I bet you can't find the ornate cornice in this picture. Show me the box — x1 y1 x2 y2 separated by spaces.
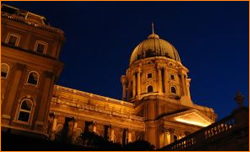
2 12 64 35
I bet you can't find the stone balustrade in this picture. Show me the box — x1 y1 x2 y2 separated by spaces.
161 114 236 150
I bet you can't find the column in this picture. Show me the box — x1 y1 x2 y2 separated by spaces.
127 81 131 100
158 68 162 94
2 63 25 123
179 74 184 96
93 123 97 133
162 69 165 93
128 130 132 143
137 69 141 97
122 83 126 101
164 68 168 94
183 75 187 96
186 79 191 98
132 73 136 98
164 131 171 146
35 71 55 130
110 127 115 142
72 119 78 140
184 75 189 97
121 75 127 101
168 128 175 143
49 113 58 140
73 119 78 132
180 73 187 96
52 114 58 132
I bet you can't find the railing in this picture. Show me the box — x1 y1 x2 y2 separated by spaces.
162 114 236 150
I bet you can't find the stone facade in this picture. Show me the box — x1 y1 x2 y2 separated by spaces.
1 4 65 136
1 4 217 149
48 85 145 144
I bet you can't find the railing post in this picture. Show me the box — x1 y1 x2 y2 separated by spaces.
232 107 249 127
192 130 205 150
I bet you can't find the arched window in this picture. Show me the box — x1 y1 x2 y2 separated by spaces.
27 71 39 85
147 85 153 93
17 99 33 122
171 86 176 94
1 63 9 78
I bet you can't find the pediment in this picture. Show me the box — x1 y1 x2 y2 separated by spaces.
163 109 214 127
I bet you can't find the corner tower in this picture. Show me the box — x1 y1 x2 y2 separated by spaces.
121 24 216 148
1 4 65 137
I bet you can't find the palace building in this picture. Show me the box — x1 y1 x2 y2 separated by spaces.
1 4 217 149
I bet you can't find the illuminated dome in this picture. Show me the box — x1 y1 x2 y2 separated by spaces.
130 32 181 65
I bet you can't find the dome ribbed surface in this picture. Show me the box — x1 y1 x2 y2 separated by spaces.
130 33 181 65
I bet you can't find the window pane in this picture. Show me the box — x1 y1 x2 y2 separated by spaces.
148 86 153 93
21 100 32 110
171 75 175 80
18 111 30 122
171 87 176 94
28 72 38 85
1 72 7 78
1 64 8 78
145 49 155 57
8 36 17 46
37 43 45 53
148 73 152 78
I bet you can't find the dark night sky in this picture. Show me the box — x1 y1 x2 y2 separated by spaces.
4 1 249 120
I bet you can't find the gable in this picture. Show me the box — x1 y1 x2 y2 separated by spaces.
163 109 214 127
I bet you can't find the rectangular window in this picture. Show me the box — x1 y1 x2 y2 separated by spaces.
34 40 48 54
36 43 45 53
18 111 30 122
148 73 152 78
170 74 175 80
8 35 18 45
6 33 20 46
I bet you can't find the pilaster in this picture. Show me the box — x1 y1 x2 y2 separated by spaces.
35 71 55 133
136 67 141 98
2 63 26 124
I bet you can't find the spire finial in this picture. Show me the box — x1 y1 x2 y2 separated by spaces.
148 22 159 39
151 22 155 34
